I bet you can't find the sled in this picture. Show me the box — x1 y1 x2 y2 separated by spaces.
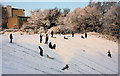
46 54 55 59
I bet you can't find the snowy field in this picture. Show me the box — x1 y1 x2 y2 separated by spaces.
1 33 118 74
0 35 2 75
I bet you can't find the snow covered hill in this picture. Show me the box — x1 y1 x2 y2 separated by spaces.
0 35 2 75
1 33 118 74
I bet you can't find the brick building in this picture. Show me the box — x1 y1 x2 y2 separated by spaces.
2 5 30 29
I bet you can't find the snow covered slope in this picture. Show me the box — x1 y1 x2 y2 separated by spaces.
0 35 2 75
1 33 118 74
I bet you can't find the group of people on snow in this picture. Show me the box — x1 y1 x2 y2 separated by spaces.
39 32 56 57
9 31 112 71
49 42 56 49
40 34 49 44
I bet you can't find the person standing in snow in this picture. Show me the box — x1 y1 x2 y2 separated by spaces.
38 46 43 56
40 34 43 43
51 31 54 37
85 32 87 38
9 33 13 43
108 50 112 58
62 64 69 70
49 42 52 49
72 31 74 37
45 34 49 44
52 44 56 49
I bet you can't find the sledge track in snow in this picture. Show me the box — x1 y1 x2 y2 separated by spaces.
72 52 117 73
6 43 112 74
3 42 66 74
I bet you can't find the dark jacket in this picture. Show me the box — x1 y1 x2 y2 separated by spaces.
10 34 13 39
38 46 43 56
40 35 42 40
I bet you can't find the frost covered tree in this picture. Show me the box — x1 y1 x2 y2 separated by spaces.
25 8 61 31
101 3 120 38
23 1 120 38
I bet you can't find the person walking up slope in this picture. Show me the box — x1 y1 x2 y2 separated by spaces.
40 34 43 43
51 31 54 37
45 34 49 44
38 46 44 56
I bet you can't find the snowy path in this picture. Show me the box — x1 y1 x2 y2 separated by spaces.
1 34 118 74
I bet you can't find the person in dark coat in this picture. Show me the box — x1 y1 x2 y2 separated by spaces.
52 44 56 49
72 31 74 37
85 33 87 38
40 34 43 43
9 34 13 43
51 31 54 37
108 50 112 58
62 64 69 70
38 46 43 56
49 42 53 49
45 34 49 44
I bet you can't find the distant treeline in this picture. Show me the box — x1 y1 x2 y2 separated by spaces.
2 2 120 39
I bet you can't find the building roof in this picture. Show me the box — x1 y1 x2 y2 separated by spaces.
12 8 25 11
4 6 25 11
17 16 30 18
